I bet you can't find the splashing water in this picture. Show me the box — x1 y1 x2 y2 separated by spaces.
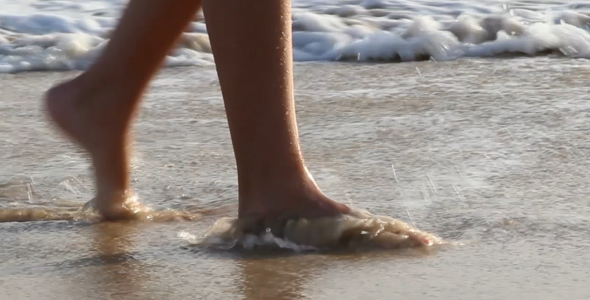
183 208 445 252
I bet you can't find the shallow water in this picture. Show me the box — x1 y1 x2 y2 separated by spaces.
2 58 590 299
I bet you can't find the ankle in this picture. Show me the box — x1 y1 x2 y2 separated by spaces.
238 167 321 200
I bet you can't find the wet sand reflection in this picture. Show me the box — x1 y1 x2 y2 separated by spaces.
235 252 312 300
73 222 155 299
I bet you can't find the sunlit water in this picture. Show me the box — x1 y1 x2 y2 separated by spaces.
2 0 590 299
2 57 590 298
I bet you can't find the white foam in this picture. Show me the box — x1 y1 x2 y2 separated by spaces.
183 207 444 252
0 0 589 73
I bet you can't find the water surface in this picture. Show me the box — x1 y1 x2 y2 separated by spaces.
2 58 590 298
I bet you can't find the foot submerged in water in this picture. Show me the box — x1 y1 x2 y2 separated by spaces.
197 207 442 251
79 191 147 221
44 77 139 221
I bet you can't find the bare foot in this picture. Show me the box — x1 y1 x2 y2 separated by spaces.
82 190 146 221
237 170 351 221
43 76 129 154
44 76 137 221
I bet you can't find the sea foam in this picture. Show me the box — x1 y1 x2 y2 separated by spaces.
0 0 589 73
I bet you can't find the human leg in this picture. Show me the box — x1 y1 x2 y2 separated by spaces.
45 0 203 219
203 0 350 219
46 0 350 221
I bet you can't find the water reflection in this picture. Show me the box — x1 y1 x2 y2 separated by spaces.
236 252 312 300
76 222 153 300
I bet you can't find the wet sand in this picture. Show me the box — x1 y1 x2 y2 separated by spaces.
2 58 590 299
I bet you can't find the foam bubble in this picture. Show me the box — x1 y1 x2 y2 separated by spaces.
323 5 366 18
464 22 590 58
0 1 589 73
0 13 103 34
194 208 443 252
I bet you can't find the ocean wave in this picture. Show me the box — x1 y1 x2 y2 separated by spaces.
0 0 589 73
